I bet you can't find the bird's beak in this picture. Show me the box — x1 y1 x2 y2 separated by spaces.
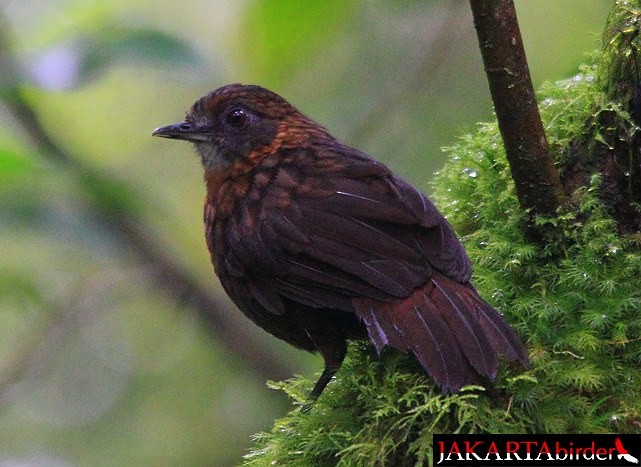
152 121 212 142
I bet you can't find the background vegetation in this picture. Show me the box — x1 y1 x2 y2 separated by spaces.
0 0 612 465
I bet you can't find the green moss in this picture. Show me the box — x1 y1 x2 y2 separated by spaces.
243 4 641 465
433 72 641 437
598 0 641 101
244 344 524 467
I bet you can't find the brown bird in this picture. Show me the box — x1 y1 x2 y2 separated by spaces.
152 84 528 400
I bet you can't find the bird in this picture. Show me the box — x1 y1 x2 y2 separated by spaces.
152 83 528 401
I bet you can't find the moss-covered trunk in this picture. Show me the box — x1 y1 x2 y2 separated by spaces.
562 2 641 233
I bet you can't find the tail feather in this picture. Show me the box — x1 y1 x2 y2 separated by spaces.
428 280 498 378
405 300 468 391
473 294 528 363
359 303 405 351
353 272 528 392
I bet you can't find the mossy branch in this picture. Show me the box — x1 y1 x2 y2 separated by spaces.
469 0 564 227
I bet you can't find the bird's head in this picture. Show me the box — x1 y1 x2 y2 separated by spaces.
153 84 332 172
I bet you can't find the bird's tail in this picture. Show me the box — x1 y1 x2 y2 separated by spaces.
353 272 528 392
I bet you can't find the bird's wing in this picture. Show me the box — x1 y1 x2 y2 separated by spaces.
215 145 527 392
218 145 471 314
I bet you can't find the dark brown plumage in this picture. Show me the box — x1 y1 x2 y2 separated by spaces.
153 84 528 400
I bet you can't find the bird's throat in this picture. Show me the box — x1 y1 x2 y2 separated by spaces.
204 158 255 219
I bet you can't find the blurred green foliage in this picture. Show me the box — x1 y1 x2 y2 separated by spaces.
0 149 36 180
0 0 612 465
241 0 360 86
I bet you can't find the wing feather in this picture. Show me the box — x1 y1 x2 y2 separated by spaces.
219 146 472 312
212 144 527 392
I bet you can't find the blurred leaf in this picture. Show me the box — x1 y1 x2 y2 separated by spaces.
0 271 43 303
241 0 361 86
87 27 204 69
29 27 205 90
0 148 39 181
78 169 142 217
28 1 115 48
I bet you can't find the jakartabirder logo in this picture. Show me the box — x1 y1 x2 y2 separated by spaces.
433 434 640 466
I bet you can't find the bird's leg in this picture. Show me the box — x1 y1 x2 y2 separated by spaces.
309 363 340 401
301 363 342 414
301 334 347 412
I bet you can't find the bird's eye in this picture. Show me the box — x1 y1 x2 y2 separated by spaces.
226 108 248 127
